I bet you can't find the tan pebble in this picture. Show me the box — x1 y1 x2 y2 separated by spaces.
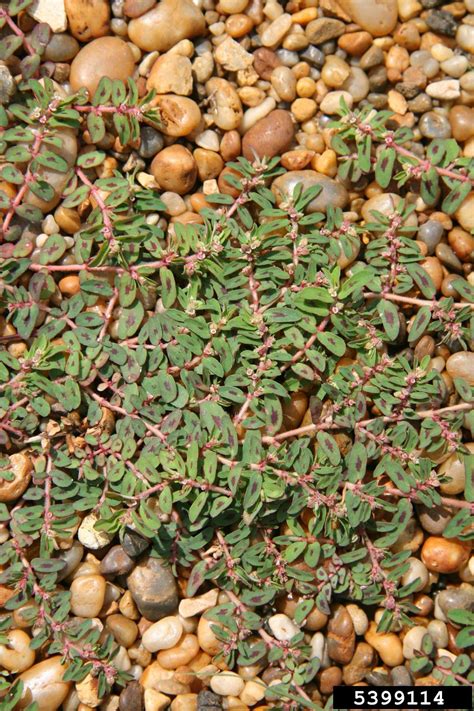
140 661 191 695
215 36 253 72
157 634 200 669
0 453 32 503
338 30 373 56
194 149 224 181
119 590 140 620
220 130 241 161
144 688 171 711
70 575 106 618
345 605 368 636
401 557 429 592
151 146 197 195
0 630 35 673
151 95 201 138
178 589 218 618
240 679 267 706
281 149 314 170
291 97 317 122
455 192 474 233
197 615 222 655
147 54 193 96
421 536 471 574
388 90 408 115
19 657 71 711
291 8 318 24
210 671 245 697
206 78 243 131
70 37 135 97
446 352 474 386
403 626 428 660
54 206 81 234
448 227 474 261
314 149 337 177
320 90 353 114
271 66 297 102
170 693 198 711
76 674 100 708
365 622 404 667
105 615 138 648
438 444 474 495
128 0 205 52
58 275 81 296
420 256 443 292
321 56 350 88
64 0 109 41
142 617 184 653
225 14 254 38
305 17 345 44
261 14 292 47
339 0 398 36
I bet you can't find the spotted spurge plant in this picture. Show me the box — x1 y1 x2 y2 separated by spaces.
0 19 473 707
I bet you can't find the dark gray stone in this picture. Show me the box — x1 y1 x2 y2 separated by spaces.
437 587 474 615
100 545 135 576
197 690 223 710
127 555 178 621
119 681 143 711
391 666 413 686
426 10 457 36
418 220 444 255
122 529 149 558
138 126 164 159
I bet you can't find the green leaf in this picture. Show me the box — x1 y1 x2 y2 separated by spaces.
160 268 176 308
377 299 400 341
442 180 471 215
317 331 345 356
375 147 396 188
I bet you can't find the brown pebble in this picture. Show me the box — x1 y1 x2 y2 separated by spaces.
448 227 474 260
242 110 294 161
151 146 197 195
327 605 355 665
449 106 474 142
320 666 342 695
58 275 81 296
420 256 443 292
421 536 471 574
220 130 241 161
253 47 281 80
338 31 373 56
65 0 110 42
70 37 136 97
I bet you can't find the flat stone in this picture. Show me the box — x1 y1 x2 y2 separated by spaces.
127 556 178 621
197 689 223 711
272 170 349 213
305 18 345 44
28 0 67 32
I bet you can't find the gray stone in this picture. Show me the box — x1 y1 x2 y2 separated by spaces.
426 10 457 36
197 690 223 710
435 243 463 274
437 587 474 615
100 545 135 576
122 528 149 558
419 112 451 140
139 126 164 159
300 45 325 67
127 555 178 621
0 64 15 105
391 666 413 686
56 541 83 582
418 220 444 255
45 33 80 62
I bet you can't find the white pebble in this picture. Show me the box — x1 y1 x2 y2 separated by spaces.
426 80 460 101
261 13 292 47
403 626 428 660
210 671 245 697
142 616 183 652
320 90 353 115
457 24 474 54
310 631 326 660
42 215 59 235
195 129 220 151
240 96 276 133
268 613 299 642
440 56 469 79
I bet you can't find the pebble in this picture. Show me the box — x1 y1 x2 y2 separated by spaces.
0 630 35 673
272 170 349 214
152 96 202 138
70 37 136 96
140 661 191 695
343 642 375 684
327 605 355 664
179 589 219 618
44 33 79 62
449 106 474 142
339 0 398 36
365 622 404 667
261 14 292 47
446 352 474 385
455 192 474 233
215 36 253 71
456 24 474 53
70 574 106 617
242 110 294 161
427 620 448 648
449 227 474 261
268 613 300 641
197 689 223 710
437 586 474 614
65 0 109 41
142 617 184 652
0 453 32 502
271 66 297 102
127 556 179 621
151 146 197 195
78 512 113 549
435 243 462 273
421 536 471 573
320 90 353 114
391 665 413 686
418 220 444 254
139 127 164 160
122 529 149 558
147 54 193 96
210 672 245 697
206 78 243 131
128 0 206 52
305 18 345 44
417 503 453 535
106 614 139 648
100 545 135 576
19 657 71 711
119 681 143 711
144 688 172 710
426 79 460 100
28 0 67 32
401 557 429 592
419 111 451 139
402 625 428 659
